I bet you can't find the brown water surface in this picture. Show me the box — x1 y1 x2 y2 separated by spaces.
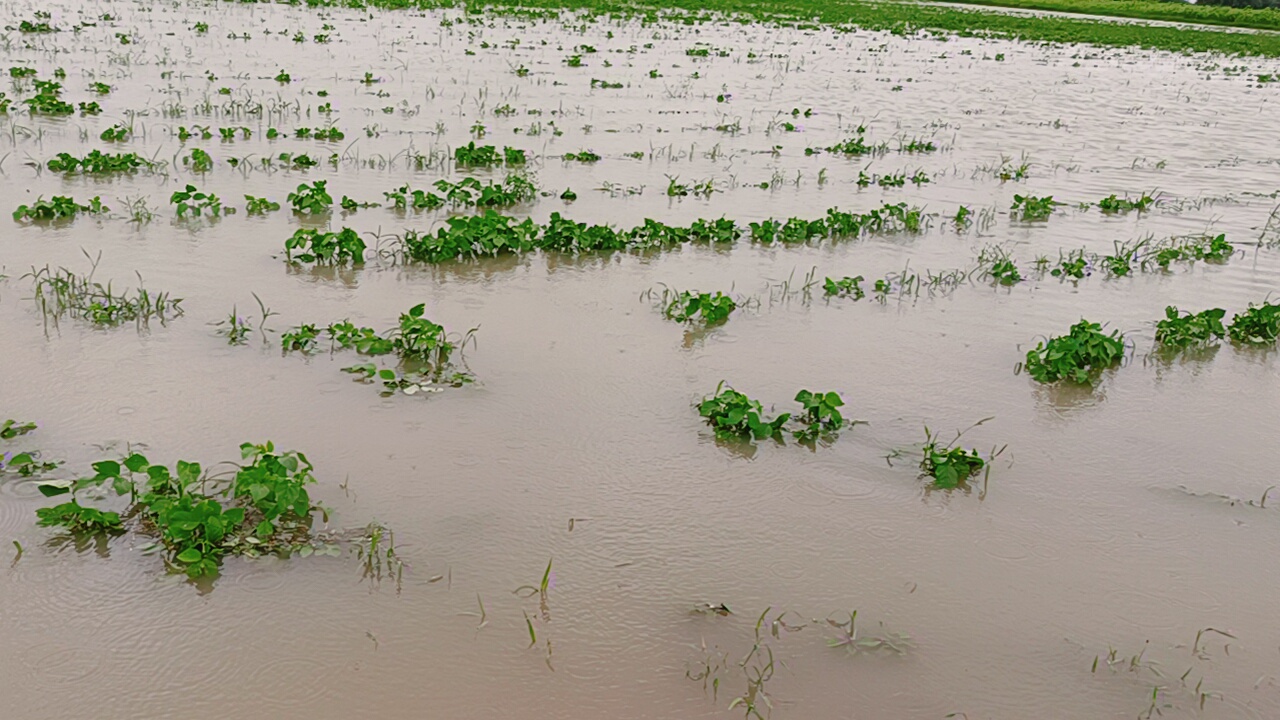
2 2 1280 718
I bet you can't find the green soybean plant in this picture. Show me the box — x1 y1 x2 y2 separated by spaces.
1023 320 1126 385
663 290 737 326
245 195 280 214
698 383 790 441
1227 301 1280 346
1 419 37 439
1155 306 1226 349
823 276 866 299
791 390 845 442
919 425 987 489
288 180 333 214
170 184 228 217
1011 194 1064 221
284 228 366 265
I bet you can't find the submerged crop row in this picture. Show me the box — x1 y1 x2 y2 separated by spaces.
282 203 927 266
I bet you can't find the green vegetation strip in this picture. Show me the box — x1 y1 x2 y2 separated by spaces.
934 0 1280 33
280 0 1280 57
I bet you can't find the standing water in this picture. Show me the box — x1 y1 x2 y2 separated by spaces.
1 1 1279 718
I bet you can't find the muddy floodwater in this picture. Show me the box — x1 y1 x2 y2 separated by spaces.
2 1 1280 718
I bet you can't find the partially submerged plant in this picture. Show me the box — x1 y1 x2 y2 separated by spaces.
1023 320 1126 384
663 290 737 326
244 195 280 214
1 419 37 440
288 180 333 214
1155 306 1226 349
47 150 150 174
1011 194 1063 221
14 196 108 222
822 127 887 156
917 419 1001 490
1097 192 1155 214
454 142 525 167
170 184 228 218
823 275 865 299
976 245 1022 285
33 442 347 579
826 610 911 654
791 390 845 442
1 450 61 477
356 521 403 590
213 293 274 346
698 383 789 441
25 254 183 327
286 306 476 395
1227 301 1280 346
1145 234 1234 270
284 228 367 265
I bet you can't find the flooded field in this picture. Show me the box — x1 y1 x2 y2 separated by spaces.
2 1 1280 718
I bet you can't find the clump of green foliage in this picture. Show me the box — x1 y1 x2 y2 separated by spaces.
384 175 537 211
976 245 1023 285
1097 193 1155 213
100 123 129 141
25 78 73 114
171 185 229 218
663 291 737 325
1 419 37 439
564 150 601 162
919 426 986 489
286 305 476 396
387 204 919 265
1155 306 1226 349
792 390 845 442
284 228 366 265
823 275 866 299
288 180 333 214
1227 301 1280 345
698 383 791 441
1011 194 1063 221
183 148 213 172
47 150 149 174
1024 320 1125 384
14 196 109 222
454 142 526 167
822 127 887 156
244 195 280 214
34 442 350 578
1147 234 1234 269
2 450 62 477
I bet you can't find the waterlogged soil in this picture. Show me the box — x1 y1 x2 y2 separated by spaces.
2 2 1280 719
